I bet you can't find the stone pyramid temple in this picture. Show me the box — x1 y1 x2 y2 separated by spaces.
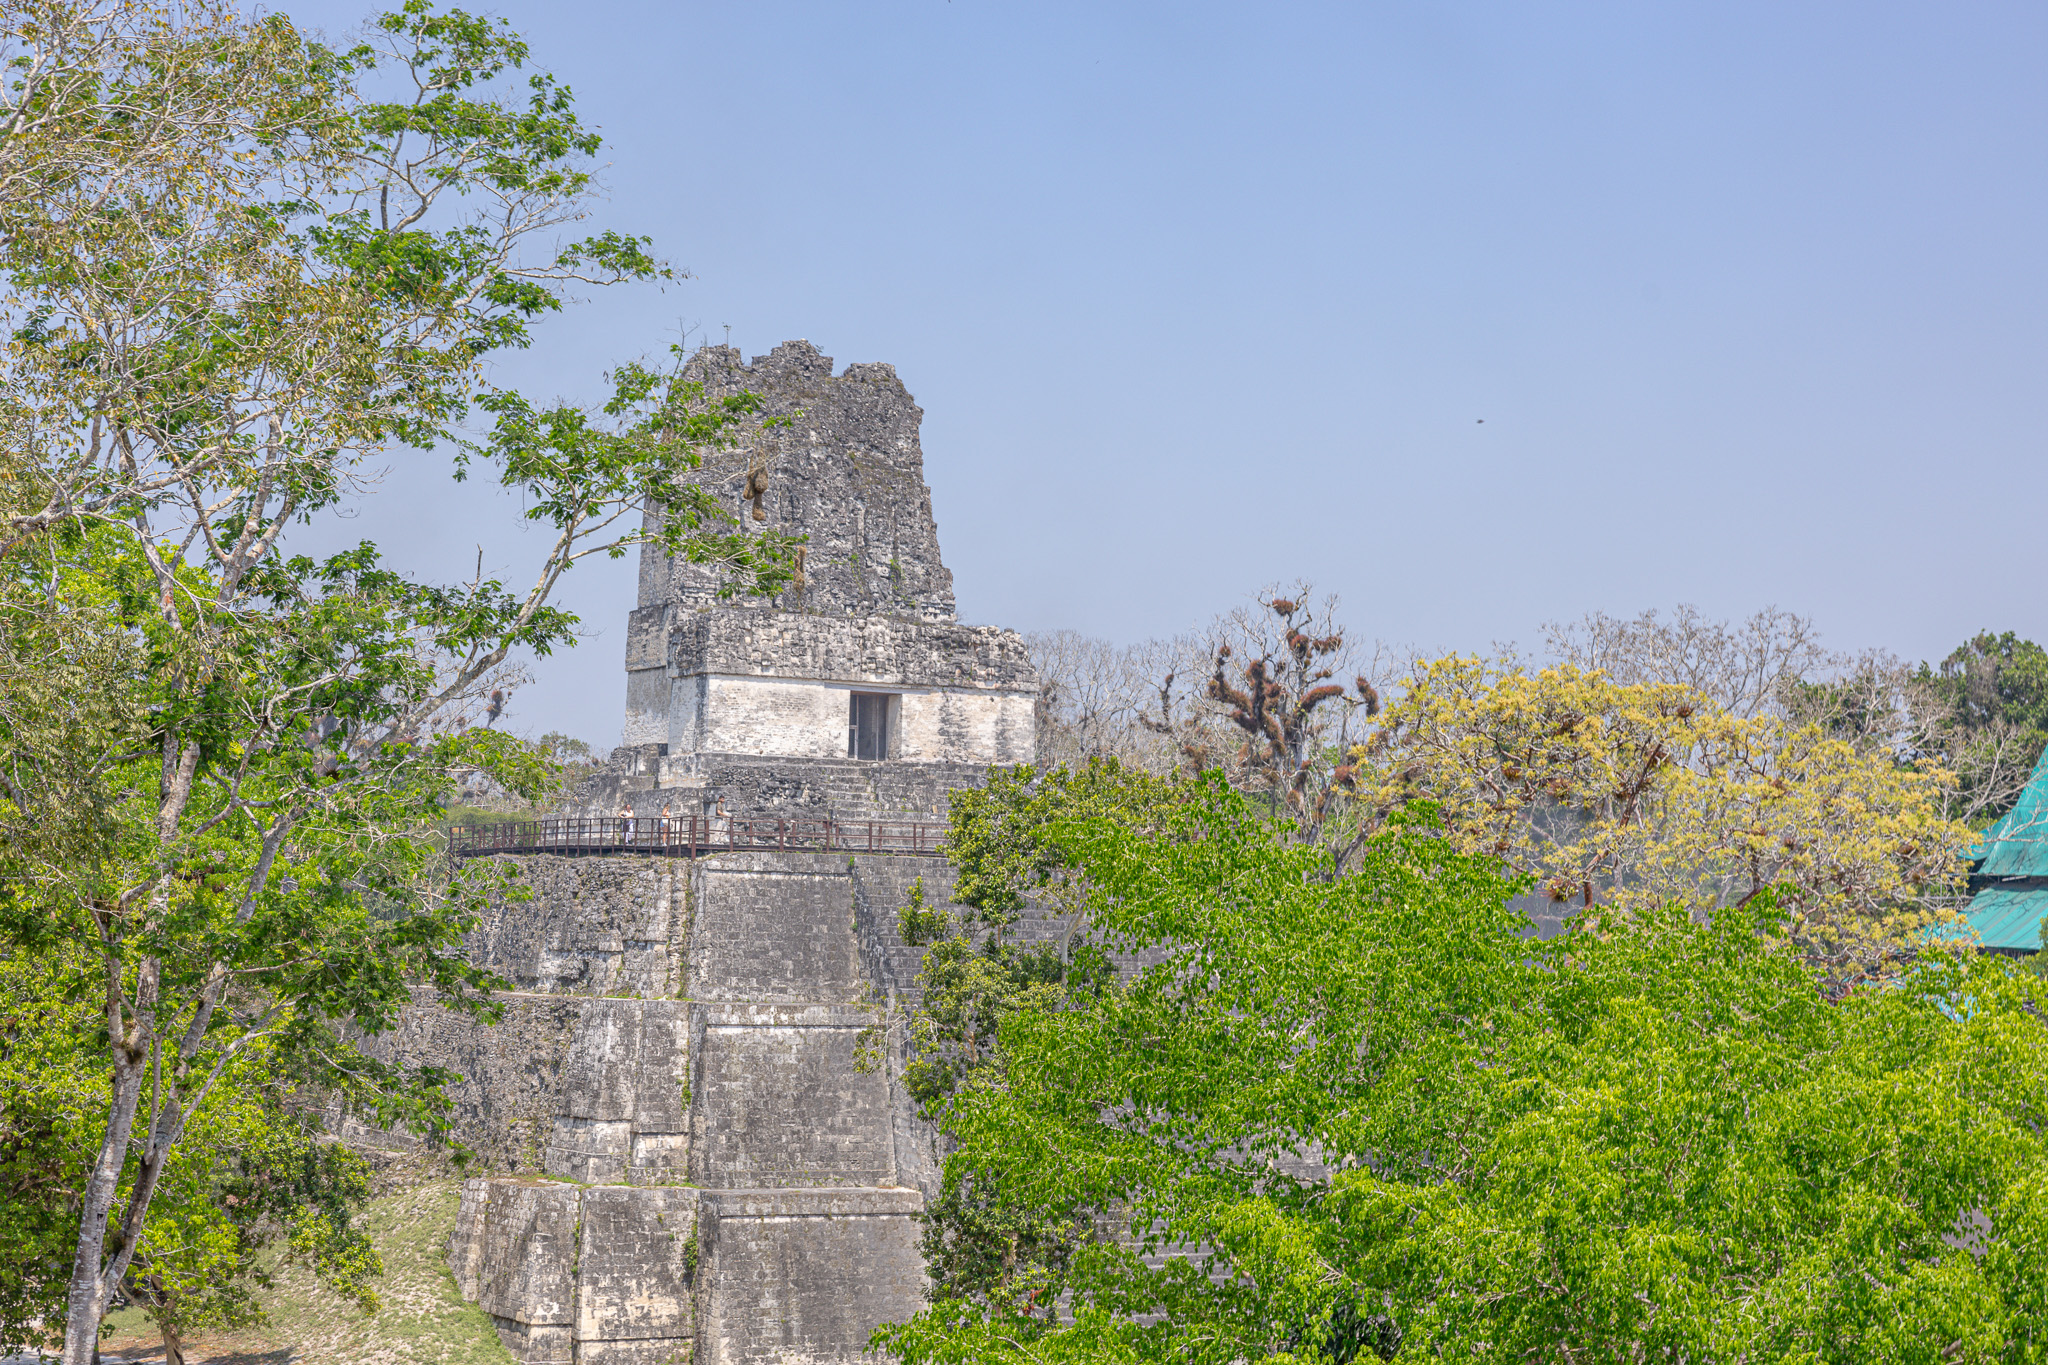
349 343 1038 1364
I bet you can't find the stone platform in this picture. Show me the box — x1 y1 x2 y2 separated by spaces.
349 341 1051 1363
348 852 949 1364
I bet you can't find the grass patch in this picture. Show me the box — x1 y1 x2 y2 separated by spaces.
95 1181 512 1365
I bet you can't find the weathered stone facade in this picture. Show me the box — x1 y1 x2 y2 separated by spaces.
615 340 1034 793
350 852 951 1362
655 341 954 622
360 344 1035 1364
625 611 1036 766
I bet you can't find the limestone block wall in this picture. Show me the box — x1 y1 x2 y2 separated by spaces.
669 675 845 759
446 1178 928 1365
692 1002 896 1188
336 994 586 1172
622 669 671 748
624 607 1038 763
660 674 1034 766
696 1188 927 1365
656 753 988 820
449 1180 582 1363
463 856 690 997
452 1180 698 1365
897 687 1033 765
546 999 691 1186
848 858 952 1200
571 743 993 822
663 611 1035 693
576 1186 700 1361
687 857 864 1003
351 850 959 1364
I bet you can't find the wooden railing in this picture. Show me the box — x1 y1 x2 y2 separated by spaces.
447 814 947 859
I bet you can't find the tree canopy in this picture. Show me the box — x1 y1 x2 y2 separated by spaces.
1919 632 2048 826
880 778 2048 1364
1030 598 1988 987
0 950 379 1365
1365 655 1977 993
0 2 794 1358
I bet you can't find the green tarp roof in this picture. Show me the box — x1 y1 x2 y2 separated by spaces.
1973 746 2048 878
1963 745 2048 952
1964 885 2046 953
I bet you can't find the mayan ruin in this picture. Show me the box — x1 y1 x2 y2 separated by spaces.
344 342 1030 1365
9 7 2044 1361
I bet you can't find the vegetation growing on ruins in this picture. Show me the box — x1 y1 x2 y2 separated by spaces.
881 777 2048 1364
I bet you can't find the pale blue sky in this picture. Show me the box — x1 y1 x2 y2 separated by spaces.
285 1 2048 747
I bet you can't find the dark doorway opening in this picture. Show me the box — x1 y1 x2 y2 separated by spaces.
849 692 891 761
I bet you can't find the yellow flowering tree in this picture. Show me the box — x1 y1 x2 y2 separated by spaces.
1362 656 1976 991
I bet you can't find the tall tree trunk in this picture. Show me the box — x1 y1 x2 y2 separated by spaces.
64 745 194 1365
62 1038 148 1365
158 1313 185 1365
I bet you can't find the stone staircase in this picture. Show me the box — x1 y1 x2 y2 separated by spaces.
571 747 995 826
356 851 952 1365
665 752 990 822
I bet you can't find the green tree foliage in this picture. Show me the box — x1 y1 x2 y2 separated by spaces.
878 777 2048 1364
871 762 1178 1317
1929 633 2048 738
0 4 794 1358
892 883 1101 1319
0 953 380 1365
942 758 1184 925
118 1060 383 1365
1920 632 2048 824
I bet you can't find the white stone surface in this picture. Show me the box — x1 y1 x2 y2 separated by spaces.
897 686 1034 765
622 667 668 746
661 674 1032 765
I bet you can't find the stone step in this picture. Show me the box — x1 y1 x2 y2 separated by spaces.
452 1180 925 1365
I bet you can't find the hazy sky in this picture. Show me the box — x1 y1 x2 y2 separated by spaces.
282 1 2048 749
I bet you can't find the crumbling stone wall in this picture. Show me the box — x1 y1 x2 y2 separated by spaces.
622 576 1036 761
651 608 1034 689
450 1180 699 1365
578 749 991 822
336 994 585 1174
653 341 956 624
462 855 689 997
620 342 1042 756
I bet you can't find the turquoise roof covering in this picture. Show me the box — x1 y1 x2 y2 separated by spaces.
1974 747 2048 877
1964 885 2047 953
1963 745 2048 952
